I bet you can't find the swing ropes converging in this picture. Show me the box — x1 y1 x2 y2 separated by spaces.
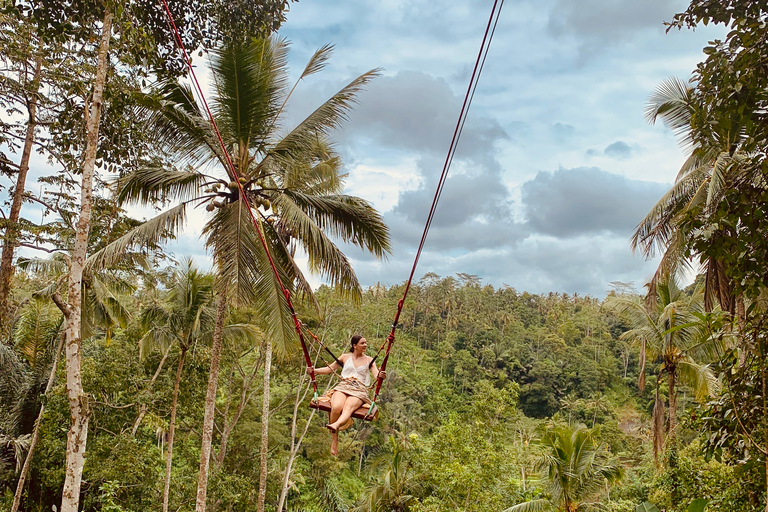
158 0 505 421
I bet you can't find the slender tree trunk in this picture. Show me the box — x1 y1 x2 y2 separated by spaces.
11 331 65 512
276 369 319 512
162 347 187 512
257 340 273 512
59 11 112 512
131 344 173 436
0 54 43 325
215 355 262 469
667 369 677 438
195 291 227 512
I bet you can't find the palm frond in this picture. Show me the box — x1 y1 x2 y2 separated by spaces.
503 499 555 512
13 298 63 369
278 191 391 259
265 68 381 164
85 203 188 272
210 39 286 160
675 359 720 400
299 44 334 80
115 164 208 206
203 202 299 357
645 77 695 151
16 254 68 275
143 83 225 169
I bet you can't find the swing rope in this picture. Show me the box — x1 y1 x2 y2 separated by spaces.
158 0 319 401
367 0 505 417
159 0 505 418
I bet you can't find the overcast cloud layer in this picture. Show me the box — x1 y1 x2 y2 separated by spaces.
9 0 725 298
270 0 725 297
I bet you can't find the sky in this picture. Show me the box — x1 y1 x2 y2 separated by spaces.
267 0 725 297
9 0 726 298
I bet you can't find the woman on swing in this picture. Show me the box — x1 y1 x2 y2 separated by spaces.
308 335 385 455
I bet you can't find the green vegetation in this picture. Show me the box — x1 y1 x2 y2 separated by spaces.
2 0 768 511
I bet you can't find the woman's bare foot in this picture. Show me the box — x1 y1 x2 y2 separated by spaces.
330 433 339 456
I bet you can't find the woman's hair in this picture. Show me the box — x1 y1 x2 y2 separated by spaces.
349 334 363 352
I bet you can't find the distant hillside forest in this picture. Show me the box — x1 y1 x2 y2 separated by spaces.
1 268 765 512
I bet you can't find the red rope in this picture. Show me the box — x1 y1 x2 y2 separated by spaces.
158 0 318 395
370 0 505 407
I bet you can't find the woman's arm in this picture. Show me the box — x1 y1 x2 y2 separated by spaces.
309 354 346 375
370 360 386 381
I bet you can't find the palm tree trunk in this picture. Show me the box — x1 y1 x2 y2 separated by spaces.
667 369 677 438
195 291 227 512
60 10 112 512
11 331 65 512
162 347 187 512
0 53 42 326
257 339 273 512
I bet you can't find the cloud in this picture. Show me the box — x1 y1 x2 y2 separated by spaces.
342 71 509 158
604 140 633 159
521 167 669 238
547 0 678 43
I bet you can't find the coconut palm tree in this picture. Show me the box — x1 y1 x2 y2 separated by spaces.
604 279 720 462
504 425 622 512
138 259 215 512
356 435 420 512
101 37 391 512
632 77 762 313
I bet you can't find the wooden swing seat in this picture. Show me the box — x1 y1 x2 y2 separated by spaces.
309 395 379 422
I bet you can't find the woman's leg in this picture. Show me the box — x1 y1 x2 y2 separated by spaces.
330 431 339 456
328 392 348 456
329 391 347 426
328 396 363 431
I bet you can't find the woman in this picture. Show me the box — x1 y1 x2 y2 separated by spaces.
308 335 386 455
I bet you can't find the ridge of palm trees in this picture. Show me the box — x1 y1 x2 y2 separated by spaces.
92 36 391 512
604 279 720 463
632 76 761 313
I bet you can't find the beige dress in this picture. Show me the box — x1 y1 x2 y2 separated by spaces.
332 356 372 404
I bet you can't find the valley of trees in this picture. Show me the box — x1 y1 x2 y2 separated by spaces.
2 0 768 511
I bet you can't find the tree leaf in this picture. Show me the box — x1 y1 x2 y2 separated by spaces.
687 499 708 512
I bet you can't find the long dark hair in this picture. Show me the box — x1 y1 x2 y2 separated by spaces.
349 334 363 353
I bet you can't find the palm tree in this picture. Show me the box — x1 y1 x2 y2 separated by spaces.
356 435 420 512
604 279 720 462
632 77 761 313
105 37 391 512
504 425 622 512
138 259 215 512
9 256 131 512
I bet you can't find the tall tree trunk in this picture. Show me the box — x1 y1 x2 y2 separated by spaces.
257 340 273 512
11 330 65 512
667 369 677 438
215 355 263 469
131 344 173 436
59 11 112 512
162 347 187 512
195 291 227 512
276 369 319 512
0 53 42 328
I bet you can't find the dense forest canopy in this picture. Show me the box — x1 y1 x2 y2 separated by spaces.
2 0 768 511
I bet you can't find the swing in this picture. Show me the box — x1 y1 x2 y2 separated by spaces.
159 0 504 428
304 0 504 425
